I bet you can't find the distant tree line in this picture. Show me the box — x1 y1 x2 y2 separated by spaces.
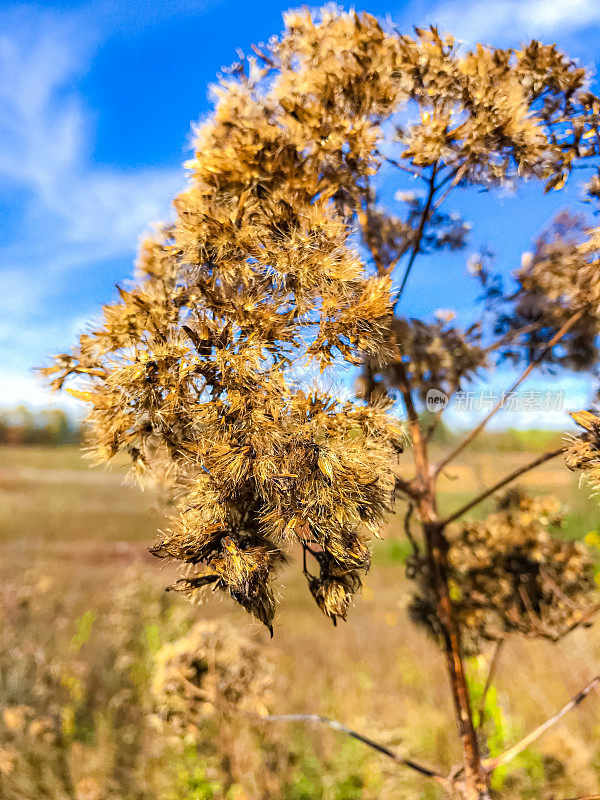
0 405 82 446
0 404 558 451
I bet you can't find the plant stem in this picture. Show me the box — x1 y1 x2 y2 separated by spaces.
177 672 449 786
484 322 541 354
483 675 600 772
441 446 566 526
394 162 438 306
257 713 448 784
430 164 467 213
423 521 491 799
397 362 429 481
435 310 583 477
476 639 504 730
399 359 490 798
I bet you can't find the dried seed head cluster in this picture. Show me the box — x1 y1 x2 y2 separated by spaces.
43 9 600 649
395 37 599 186
304 550 364 624
153 394 399 633
42 10 425 634
358 316 487 404
152 620 274 728
500 213 600 370
445 490 597 648
566 410 600 491
409 489 598 652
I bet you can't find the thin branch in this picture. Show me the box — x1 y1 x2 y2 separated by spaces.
484 322 542 354
394 162 439 305
541 568 582 611
476 639 504 730
396 363 430 481
357 175 386 276
519 585 547 637
399 367 421 428
435 310 584 477
430 165 467 214
392 469 419 499
483 675 600 773
250 43 276 68
441 447 566 526
381 154 423 178
176 672 448 786
423 406 445 444
258 713 448 784
424 378 462 444
434 164 463 191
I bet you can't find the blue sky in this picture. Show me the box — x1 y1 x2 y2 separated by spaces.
2 0 600 427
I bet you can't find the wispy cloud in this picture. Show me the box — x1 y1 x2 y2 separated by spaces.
0 5 184 262
426 0 600 46
0 4 187 406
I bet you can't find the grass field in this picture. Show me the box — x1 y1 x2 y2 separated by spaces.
1 443 599 800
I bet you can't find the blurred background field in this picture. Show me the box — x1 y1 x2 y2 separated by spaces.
1 434 600 800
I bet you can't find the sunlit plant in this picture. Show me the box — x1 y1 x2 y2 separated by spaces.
44 9 600 799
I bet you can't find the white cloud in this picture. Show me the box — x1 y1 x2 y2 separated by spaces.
428 0 600 45
0 4 187 401
0 371 83 412
0 6 184 261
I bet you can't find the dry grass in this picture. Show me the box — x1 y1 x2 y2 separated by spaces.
1 445 599 799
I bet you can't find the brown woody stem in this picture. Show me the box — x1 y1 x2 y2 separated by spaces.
399 358 489 798
424 521 490 798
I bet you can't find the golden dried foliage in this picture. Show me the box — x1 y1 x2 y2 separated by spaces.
43 9 600 645
42 9 423 633
152 620 274 727
38 10 600 797
566 409 600 491
496 212 600 370
411 489 598 651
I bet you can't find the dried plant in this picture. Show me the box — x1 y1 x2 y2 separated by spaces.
152 619 275 725
43 8 600 799
446 490 596 648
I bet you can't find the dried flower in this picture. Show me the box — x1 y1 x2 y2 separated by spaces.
447 490 595 649
565 410 600 494
152 620 274 726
